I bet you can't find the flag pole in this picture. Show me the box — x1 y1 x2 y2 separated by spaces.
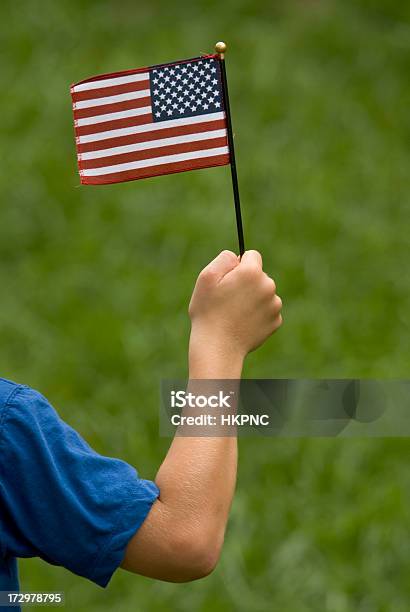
215 41 245 257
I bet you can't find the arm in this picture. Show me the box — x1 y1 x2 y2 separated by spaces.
121 250 282 582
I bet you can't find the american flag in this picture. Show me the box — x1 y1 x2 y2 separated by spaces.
71 55 230 185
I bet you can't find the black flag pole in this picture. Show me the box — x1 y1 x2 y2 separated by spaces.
215 41 245 257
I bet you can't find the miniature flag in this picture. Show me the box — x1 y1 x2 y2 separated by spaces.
71 55 229 185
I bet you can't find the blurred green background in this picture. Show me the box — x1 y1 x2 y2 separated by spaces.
1 0 409 610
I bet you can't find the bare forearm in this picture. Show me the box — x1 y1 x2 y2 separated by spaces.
155 335 242 551
121 339 242 581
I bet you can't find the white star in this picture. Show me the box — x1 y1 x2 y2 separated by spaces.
167 109 173 115
206 85 212 91
155 111 161 117
153 77 159 84
164 75 170 82
170 80 176 87
166 98 172 105
172 102 178 109
190 94 196 100
153 88 159 95
176 84 183 91
209 97 214 104
195 87 201 94
193 65 198 71
191 106 197 112
165 86 171 93
159 71 164 77
177 96 184 102
159 93 165 100
179 107 185 113
188 83 194 90
182 78 188 85
212 78 218 85
205 74 211 80
213 90 220 96
215 101 221 108
170 68 175 75
194 76 200 83
160 104 166 111
181 66 187 73
199 69 205 76
171 91 177 98
176 73 182 80
211 67 217 73
201 92 207 98
153 69 157 74
184 101 190 107
203 103 209 110
159 82 164 89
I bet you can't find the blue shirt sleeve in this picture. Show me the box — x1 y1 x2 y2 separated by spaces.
0 385 159 587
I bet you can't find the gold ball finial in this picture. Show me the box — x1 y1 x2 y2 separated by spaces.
215 41 227 55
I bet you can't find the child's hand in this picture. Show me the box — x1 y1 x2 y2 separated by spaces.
189 250 282 360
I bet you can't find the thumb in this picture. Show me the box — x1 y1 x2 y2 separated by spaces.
240 249 263 269
203 250 240 282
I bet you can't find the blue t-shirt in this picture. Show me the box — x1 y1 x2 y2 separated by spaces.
0 377 159 602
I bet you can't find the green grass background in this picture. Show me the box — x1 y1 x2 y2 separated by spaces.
0 0 409 610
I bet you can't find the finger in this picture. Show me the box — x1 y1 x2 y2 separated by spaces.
203 250 239 282
264 273 276 293
273 294 282 314
240 249 263 269
273 314 283 330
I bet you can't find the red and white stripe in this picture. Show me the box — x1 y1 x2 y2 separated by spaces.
71 68 229 185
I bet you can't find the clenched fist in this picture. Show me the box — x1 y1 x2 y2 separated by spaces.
189 250 282 360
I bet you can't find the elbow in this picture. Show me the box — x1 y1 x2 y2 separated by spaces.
189 536 222 580
172 529 224 582
120 499 227 582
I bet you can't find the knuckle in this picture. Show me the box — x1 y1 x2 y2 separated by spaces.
275 314 283 328
218 250 238 267
221 249 236 259
199 267 216 283
275 295 283 310
264 275 276 294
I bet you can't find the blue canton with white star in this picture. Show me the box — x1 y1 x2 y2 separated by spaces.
149 57 224 122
